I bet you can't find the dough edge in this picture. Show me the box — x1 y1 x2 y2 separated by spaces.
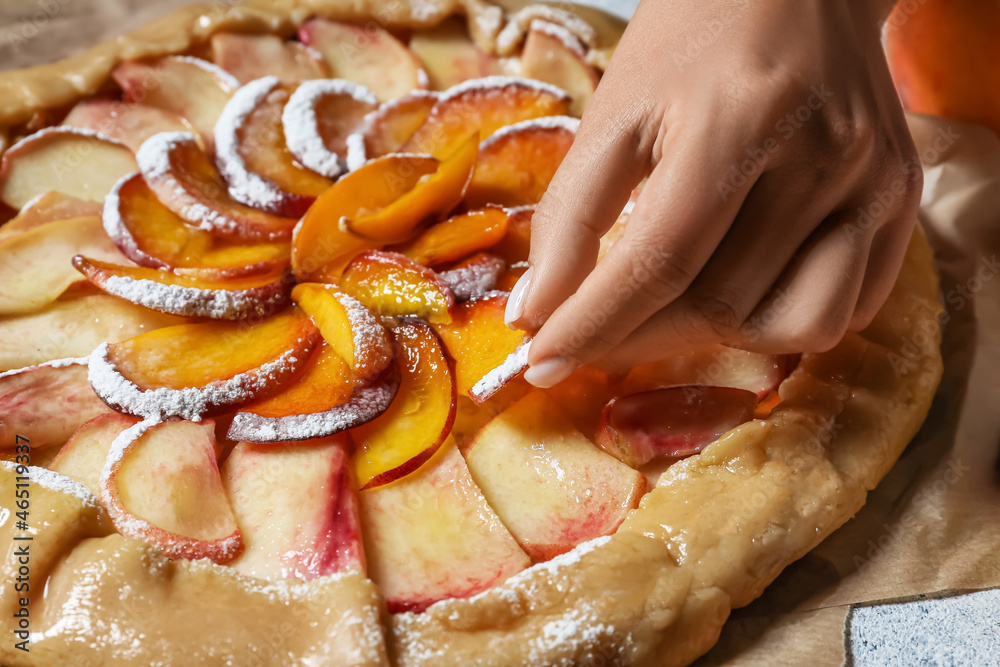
0 2 943 665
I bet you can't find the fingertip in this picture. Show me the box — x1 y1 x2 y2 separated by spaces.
504 267 533 330
523 356 578 388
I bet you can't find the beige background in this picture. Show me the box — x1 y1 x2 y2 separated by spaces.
2 1 999 664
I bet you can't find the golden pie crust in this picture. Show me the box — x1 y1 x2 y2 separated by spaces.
0 2 942 665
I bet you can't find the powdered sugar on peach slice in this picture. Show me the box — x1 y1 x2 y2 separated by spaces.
227 360 399 443
88 310 321 421
137 131 296 242
401 76 572 159
99 418 244 564
214 77 332 217
73 256 291 320
283 79 378 179
437 253 506 301
291 283 393 377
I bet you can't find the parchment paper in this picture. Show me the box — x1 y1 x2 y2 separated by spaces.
2 2 998 664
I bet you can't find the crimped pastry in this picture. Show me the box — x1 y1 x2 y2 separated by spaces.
0 2 942 665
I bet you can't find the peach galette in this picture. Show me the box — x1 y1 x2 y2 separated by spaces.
0 2 942 666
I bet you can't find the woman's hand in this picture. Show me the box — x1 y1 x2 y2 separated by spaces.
505 0 920 388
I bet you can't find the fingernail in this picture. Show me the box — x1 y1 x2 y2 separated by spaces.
504 267 533 330
524 356 577 388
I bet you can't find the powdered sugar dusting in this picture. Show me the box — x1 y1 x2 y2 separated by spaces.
439 76 570 104
88 342 301 421
0 356 89 380
283 79 378 179
469 338 531 402
1 461 100 508
135 131 195 181
530 19 588 58
438 255 505 301
497 6 597 55
528 608 618 665
169 55 241 91
474 4 503 39
100 274 286 320
416 67 429 89
482 115 579 149
344 132 367 172
335 290 390 364
99 418 158 491
227 370 398 443
214 76 290 213
508 536 612 588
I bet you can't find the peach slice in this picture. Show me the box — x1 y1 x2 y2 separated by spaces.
340 251 455 324
290 154 439 281
99 419 243 564
0 127 138 209
222 436 365 580
89 308 321 421
104 172 290 278
112 56 239 149
351 322 456 490
63 99 197 153
360 440 530 613
72 256 291 320
298 19 428 103
0 292 187 373
408 17 505 91
49 412 140 495
214 77 333 217
465 392 645 561
210 32 328 84
283 79 378 179
432 294 528 402
465 116 578 208
437 252 506 301
0 359 111 455
345 90 439 170
596 385 758 467
343 132 478 244
394 206 509 266
226 341 398 443
0 191 102 242
0 215 133 315
291 283 392 376
401 76 572 159
490 204 533 265
521 20 600 117
621 347 800 400
137 132 297 242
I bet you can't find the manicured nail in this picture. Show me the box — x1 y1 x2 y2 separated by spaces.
524 356 576 388
504 267 533 329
